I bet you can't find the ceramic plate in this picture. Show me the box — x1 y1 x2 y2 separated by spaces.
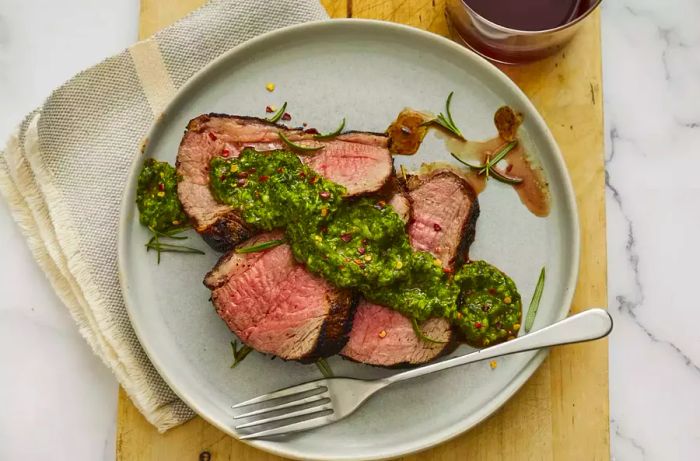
118 19 578 461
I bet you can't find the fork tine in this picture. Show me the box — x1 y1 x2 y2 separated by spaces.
232 381 326 408
234 393 330 419
238 414 336 440
235 403 333 429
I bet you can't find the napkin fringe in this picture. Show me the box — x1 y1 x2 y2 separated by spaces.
2 117 185 431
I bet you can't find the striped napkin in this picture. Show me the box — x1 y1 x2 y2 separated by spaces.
0 0 328 432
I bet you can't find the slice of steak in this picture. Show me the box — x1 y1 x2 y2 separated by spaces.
406 169 480 268
205 231 357 362
177 114 392 251
341 170 479 367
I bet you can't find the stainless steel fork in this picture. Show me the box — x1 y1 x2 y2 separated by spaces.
232 308 612 439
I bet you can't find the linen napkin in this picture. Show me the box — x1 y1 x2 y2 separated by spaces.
0 0 328 432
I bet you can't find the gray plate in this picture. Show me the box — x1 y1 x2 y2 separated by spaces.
118 19 579 461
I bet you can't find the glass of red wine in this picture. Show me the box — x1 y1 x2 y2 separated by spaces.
446 0 602 64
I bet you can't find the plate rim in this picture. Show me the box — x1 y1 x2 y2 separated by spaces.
118 18 580 461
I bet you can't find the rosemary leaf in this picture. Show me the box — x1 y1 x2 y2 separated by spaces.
230 340 253 369
145 226 205 263
278 132 324 152
489 167 524 185
525 267 546 332
481 141 517 172
411 318 448 344
450 153 485 170
266 102 287 123
235 238 285 254
315 358 334 378
314 118 346 140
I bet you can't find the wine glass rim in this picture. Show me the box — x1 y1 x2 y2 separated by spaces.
458 0 603 35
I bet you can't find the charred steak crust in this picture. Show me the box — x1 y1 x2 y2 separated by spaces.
298 290 359 364
200 213 252 253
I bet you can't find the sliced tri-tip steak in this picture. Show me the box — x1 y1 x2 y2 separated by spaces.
341 170 479 367
177 114 393 251
204 231 358 362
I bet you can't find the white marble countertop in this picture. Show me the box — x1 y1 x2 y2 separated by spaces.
1 1 697 460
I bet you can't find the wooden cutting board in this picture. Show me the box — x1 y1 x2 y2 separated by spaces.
117 1 608 459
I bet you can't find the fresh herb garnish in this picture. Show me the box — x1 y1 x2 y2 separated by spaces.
145 226 205 264
314 118 346 140
278 131 324 152
411 317 448 344
399 164 408 183
235 238 285 254
315 358 334 378
266 102 288 123
451 141 522 185
425 91 465 140
524 267 545 332
230 340 253 368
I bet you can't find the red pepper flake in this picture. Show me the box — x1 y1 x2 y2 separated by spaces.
208 132 217 141
338 265 344 270
157 183 165 191
488 288 497 295
276 167 285 174
304 127 319 135
237 178 246 186
221 148 230 157
319 191 331 199
281 112 292 121
298 171 306 179
238 171 248 178
309 176 319 185
319 226 328 234
353 259 365 268
249 167 257 173
474 321 482 329
374 200 386 210
265 105 274 113
219 175 226 182
259 175 269 183
361 238 368 245
433 223 442 232
357 247 366 255
506 164 514 173
495 322 503 329
340 233 353 243
443 267 453 274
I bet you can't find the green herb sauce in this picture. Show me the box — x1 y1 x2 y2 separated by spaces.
209 148 522 346
136 159 187 232
454 261 522 347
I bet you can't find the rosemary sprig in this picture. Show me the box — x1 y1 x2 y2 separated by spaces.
411 318 448 344
315 358 334 378
314 118 346 140
524 267 546 332
266 102 288 123
425 91 465 140
145 227 205 264
450 141 522 185
235 238 285 254
278 132 324 152
230 340 253 368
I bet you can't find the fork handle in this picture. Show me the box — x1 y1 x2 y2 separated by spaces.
384 308 612 385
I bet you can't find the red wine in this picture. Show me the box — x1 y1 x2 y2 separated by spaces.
464 0 588 31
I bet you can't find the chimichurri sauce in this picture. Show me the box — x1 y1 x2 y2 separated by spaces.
208 148 522 346
136 158 187 232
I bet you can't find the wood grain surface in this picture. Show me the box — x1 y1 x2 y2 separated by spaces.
118 1 608 459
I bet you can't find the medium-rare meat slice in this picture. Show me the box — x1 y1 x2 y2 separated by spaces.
341 170 479 367
204 231 357 362
406 169 479 268
177 115 393 251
